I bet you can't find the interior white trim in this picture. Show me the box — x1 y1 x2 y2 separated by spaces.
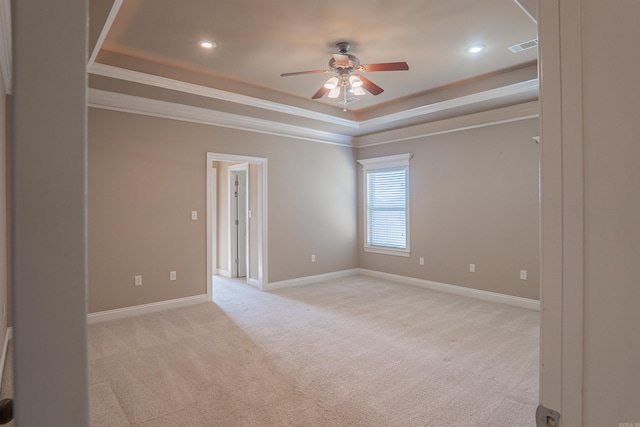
88 63 539 135
0 326 12 388
265 268 539 310
207 166 217 302
89 88 538 149
359 79 539 130
264 269 360 291
216 269 232 278
88 88 353 146
514 0 537 23
363 247 411 257
88 0 123 66
89 62 359 129
358 269 540 311
354 101 539 147
357 153 412 167
0 0 12 94
87 294 208 324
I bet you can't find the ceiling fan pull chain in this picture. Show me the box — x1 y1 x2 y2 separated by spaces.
343 87 348 112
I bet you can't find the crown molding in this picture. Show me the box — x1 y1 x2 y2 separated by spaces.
88 0 123 66
514 0 537 23
358 79 539 131
89 62 360 129
89 88 538 150
353 101 539 148
0 0 12 94
89 63 539 136
88 88 354 146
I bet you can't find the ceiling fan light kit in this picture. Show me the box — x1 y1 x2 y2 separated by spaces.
280 41 409 110
324 76 339 89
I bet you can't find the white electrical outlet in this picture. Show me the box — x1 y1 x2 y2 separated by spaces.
470 264 476 273
135 275 142 286
419 257 424 265
520 270 528 280
311 254 316 262
170 271 177 281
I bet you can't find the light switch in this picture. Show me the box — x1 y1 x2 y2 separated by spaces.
191 211 198 220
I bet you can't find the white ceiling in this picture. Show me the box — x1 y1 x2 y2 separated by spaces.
86 0 539 137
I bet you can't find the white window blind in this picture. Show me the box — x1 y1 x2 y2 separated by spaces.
366 167 407 249
358 153 411 256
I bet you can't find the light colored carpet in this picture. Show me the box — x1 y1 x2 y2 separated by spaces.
2 275 539 426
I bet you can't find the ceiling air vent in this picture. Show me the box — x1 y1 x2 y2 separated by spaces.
508 38 538 53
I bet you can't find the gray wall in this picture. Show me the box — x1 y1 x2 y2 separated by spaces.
11 1 89 423
88 106 539 312
88 107 358 312
357 118 540 300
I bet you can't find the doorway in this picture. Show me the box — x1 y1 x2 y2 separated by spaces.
206 153 268 300
229 164 248 279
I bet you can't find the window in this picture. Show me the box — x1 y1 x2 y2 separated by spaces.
358 154 411 256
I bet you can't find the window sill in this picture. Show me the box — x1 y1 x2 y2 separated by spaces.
364 246 410 257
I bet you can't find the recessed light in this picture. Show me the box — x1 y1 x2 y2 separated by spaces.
199 41 216 49
465 44 486 54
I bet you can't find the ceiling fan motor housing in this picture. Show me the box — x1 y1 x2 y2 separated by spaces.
329 54 360 71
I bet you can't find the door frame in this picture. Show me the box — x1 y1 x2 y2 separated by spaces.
538 0 585 423
206 152 268 300
227 163 249 279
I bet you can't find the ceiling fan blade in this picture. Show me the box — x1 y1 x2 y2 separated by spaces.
357 62 409 72
311 86 329 99
332 54 350 68
357 74 384 95
280 70 330 77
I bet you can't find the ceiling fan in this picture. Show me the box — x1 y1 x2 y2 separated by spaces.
280 42 409 106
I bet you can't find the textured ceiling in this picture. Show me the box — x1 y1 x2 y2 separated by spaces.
91 0 538 115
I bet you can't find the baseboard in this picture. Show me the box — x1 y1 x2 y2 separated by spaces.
264 269 360 291
216 269 231 278
88 294 208 324
358 269 540 311
265 268 539 310
0 326 12 388
247 278 260 289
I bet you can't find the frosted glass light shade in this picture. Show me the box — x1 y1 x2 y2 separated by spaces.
324 76 339 89
349 75 363 87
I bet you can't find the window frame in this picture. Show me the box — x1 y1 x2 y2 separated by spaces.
358 153 412 257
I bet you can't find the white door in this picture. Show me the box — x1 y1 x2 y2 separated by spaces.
229 165 248 279
235 170 247 277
